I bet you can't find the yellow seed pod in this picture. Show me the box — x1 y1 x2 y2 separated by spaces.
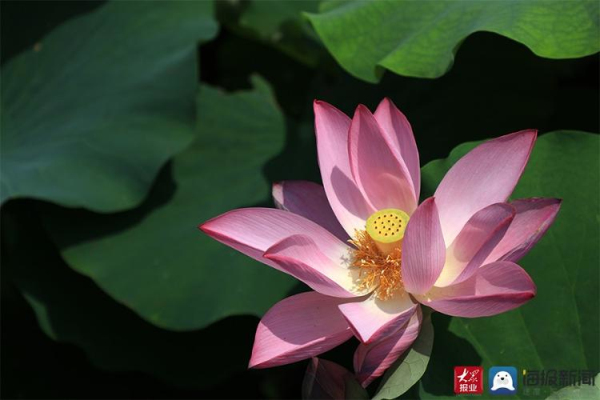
365 208 410 254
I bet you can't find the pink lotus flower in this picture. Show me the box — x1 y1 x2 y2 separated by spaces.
200 99 560 386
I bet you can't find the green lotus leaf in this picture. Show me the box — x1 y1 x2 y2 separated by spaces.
42 77 297 330
307 0 599 82
1 1 217 211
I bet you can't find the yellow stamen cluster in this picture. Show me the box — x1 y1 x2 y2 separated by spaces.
349 229 403 301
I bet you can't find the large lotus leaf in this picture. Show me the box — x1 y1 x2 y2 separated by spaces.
2 203 257 389
546 375 599 399
42 77 297 330
220 0 324 68
1 1 217 211
240 0 320 37
306 0 600 82
417 131 599 398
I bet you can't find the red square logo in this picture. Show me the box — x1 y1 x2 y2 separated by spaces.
454 366 483 395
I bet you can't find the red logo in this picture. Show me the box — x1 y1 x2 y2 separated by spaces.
454 366 483 394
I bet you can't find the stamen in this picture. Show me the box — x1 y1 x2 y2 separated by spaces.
349 230 403 301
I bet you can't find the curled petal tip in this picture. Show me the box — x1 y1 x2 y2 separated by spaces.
197 213 225 234
503 129 538 147
248 343 271 369
313 99 332 109
517 128 537 138
247 357 263 370
522 129 538 144
354 103 371 115
313 99 342 115
378 97 395 109
526 276 537 297
313 100 324 111
423 196 436 204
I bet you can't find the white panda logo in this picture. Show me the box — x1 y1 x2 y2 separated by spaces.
491 370 515 391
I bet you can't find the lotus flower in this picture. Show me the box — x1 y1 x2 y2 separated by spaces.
200 99 560 386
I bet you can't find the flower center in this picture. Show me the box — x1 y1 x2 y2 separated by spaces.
366 208 409 254
349 209 410 301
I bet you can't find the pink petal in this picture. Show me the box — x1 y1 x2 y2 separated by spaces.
272 181 349 242
402 197 446 295
434 130 537 244
374 98 420 199
200 208 348 273
302 358 354 399
249 292 353 368
484 198 561 264
435 203 515 287
264 234 361 298
314 100 375 235
348 105 417 214
354 306 422 387
419 261 536 317
338 291 417 344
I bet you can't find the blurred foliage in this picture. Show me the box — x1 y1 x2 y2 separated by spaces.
240 0 318 36
308 0 600 81
3 201 260 391
42 77 297 330
1 1 217 211
217 0 326 67
1 0 598 399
